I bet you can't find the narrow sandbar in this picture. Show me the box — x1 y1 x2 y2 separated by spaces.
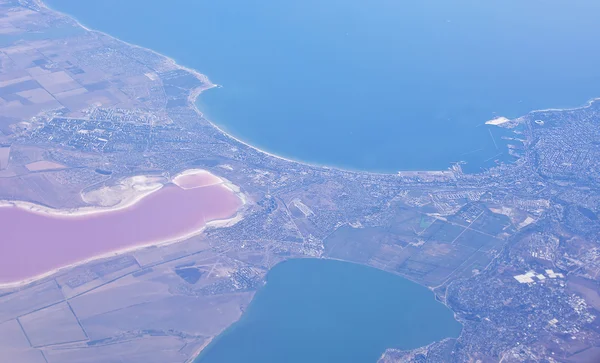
0 169 245 287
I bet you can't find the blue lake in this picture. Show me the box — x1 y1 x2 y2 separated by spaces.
46 0 600 172
195 258 461 363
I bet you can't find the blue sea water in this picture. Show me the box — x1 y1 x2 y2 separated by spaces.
40 1 597 360
46 0 600 172
195 259 461 363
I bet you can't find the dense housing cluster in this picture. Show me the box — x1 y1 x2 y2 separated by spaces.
1 0 600 362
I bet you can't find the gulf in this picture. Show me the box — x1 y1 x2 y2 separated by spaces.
195 258 461 363
45 0 600 173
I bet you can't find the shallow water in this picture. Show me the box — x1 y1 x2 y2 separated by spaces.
0 183 240 283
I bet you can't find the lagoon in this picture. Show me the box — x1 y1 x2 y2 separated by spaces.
196 258 461 363
46 0 600 172
0 174 241 285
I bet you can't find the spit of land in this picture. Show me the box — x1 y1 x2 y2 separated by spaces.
0 170 244 286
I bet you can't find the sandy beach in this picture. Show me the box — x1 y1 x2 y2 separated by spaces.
0 174 165 218
186 337 214 363
38 1 407 177
1 2 258 291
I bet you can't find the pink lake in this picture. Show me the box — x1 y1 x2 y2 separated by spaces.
0 182 242 284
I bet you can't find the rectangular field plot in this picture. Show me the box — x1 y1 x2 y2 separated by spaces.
0 281 64 322
324 225 404 264
42 335 194 363
19 302 87 347
419 220 465 244
395 241 494 286
453 229 505 252
0 319 47 363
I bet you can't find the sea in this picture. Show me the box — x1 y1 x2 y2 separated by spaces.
46 0 600 173
195 259 461 363
42 0 600 360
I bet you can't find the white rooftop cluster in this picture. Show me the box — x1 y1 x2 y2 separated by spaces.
514 269 563 284
546 269 564 279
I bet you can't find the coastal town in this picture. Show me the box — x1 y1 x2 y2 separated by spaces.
1 0 600 362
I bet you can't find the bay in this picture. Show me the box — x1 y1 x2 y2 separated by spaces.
195 258 461 363
45 0 600 172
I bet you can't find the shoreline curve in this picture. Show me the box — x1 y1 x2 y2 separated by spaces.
34 0 462 176
35 0 600 175
0 168 247 289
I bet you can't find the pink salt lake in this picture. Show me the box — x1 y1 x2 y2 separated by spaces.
0 174 241 284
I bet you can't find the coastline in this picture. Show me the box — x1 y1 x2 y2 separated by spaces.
190 258 462 362
185 337 214 363
5 2 592 361
0 169 243 218
0 168 248 289
0 207 245 289
0 174 165 218
485 116 511 126
526 96 600 114
33 0 600 177
36 0 313 172
488 97 600 127
20 0 600 294
35 0 462 177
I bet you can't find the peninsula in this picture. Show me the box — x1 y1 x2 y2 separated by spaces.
0 1 599 363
